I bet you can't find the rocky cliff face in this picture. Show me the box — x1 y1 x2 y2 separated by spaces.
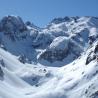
37 17 98 64
38 36 69 62
0 15 27 33
0 16 98 65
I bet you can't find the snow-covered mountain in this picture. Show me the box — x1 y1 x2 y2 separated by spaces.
0 15 98 98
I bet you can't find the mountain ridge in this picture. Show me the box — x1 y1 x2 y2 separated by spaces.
0 15 98 98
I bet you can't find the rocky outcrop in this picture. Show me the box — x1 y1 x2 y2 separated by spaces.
32 32 54 48
0 66 4 79
86 44 98 65
38 36 69 62
38 36 83 63
86 51 96 65
0 15 27 34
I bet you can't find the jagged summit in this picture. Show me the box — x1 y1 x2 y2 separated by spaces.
50 16 98 24
0 15 27 33
50 16 80 24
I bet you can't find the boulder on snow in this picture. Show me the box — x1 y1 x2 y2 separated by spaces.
18 55 27 64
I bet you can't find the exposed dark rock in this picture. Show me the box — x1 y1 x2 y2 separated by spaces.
18 55 27 64
94 44 98 53
25 21 32 26
0 15 27 36
40 49 69 63
86 52 96 65
0 66 4 79
90 91 98 98
32 32 54 48
0 59 5 67
38 36 69 62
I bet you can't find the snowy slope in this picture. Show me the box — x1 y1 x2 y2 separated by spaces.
0 16 98 98
1 40 98 98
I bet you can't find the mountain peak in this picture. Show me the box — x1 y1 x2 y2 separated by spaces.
0 15 27 34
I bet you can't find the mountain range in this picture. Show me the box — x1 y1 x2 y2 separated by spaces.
0 15 98 98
